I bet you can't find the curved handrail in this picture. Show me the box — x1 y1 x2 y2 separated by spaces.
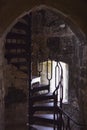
52 62 86 129
53 80 61 95
53 62 63 96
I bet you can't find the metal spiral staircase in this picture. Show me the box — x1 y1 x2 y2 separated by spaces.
29 61 63 130
4 12 85 130
4 12 63 130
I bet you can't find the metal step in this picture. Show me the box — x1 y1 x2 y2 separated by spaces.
33 102 59 112
5 43 27 50
6 32 27 40
31 125 54 130
31 84 49 94
19 68 28 74
5 52 27 59
13 21 28 31
10 61 27 67
32 114 58 125
31 93 56 103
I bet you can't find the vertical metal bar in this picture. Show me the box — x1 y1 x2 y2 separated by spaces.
58 62 63 108
66 117 71 130
55 62 60 93
55 62 58 88
37 61 43 76
46 60 53 92
53 94 57 130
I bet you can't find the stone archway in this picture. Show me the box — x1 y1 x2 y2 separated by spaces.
2 5 87 129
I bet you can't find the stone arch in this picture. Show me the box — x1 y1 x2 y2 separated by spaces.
2 5 86 65
2 5 86 40
2 4 87 126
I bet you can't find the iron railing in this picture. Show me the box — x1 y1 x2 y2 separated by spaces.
53 62 63 130
57 107 87 130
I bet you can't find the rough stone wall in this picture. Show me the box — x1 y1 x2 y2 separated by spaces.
79 43 87 124
3 62 28 128
4 64 27 94
0 37 5 130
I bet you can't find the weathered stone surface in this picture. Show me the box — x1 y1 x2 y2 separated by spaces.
0 38 4 130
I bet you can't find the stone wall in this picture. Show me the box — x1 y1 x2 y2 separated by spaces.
0 37 5 130
79 43 87 124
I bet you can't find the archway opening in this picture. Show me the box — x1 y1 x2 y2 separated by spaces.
3 4 86 130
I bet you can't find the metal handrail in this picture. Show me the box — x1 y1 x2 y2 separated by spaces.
53 81 61 95
53 62 63 98
53 62 63 130
57 107 87 130
60 107 87 126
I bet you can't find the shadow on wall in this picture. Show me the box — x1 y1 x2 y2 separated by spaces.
4 86 27 107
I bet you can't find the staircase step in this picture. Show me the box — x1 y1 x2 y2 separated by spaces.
19 68 28 73
6 32 27 40
13 21 28 31
33 102 59 112
5 43 27 50
31 125 54 130
10 61 27 67
32 114 58 125
31 93 56 103
5 52 26 59
31 84 49 94
33 102 60 112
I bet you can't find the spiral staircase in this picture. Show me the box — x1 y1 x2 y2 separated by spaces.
4 12 64 130
4 12 84 130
